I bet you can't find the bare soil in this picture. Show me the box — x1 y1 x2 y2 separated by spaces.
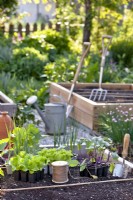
1 170 133 200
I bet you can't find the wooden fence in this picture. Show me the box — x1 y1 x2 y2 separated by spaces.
1 22 61 37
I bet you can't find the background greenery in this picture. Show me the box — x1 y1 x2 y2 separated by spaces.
0 1 132 125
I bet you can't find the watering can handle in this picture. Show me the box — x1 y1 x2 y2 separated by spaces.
50 94 66 104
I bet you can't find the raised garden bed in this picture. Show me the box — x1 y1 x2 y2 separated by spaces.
50 83 133 130
1 170 133 200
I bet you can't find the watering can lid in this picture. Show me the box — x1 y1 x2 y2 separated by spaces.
45 103 65 107
52 161 68 166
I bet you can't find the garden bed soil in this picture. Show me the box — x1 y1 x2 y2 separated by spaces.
1 170 133 200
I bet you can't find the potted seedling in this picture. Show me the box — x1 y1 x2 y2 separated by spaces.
9 154 21 181
77 136 118 178
27 153 48 183
38 148 73 175
10 151 30 181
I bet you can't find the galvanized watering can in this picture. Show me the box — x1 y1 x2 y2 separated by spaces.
26 95 66 135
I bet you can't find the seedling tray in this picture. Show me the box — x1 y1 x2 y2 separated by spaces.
50 83 133 130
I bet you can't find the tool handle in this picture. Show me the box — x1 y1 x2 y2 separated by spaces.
102 35 113 39
122 133 130 159
73 42 91 83
102 35 112 54
99 55 105 89
99 35 112 88
67 42 91 103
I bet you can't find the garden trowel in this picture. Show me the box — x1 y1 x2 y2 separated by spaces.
122 133 131 178
113 133 130 178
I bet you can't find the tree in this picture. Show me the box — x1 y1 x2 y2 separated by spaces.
0 0 18 15
0 0 18 26
23 0 132 44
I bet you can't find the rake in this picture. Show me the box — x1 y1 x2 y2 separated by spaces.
89 35 112 101
66 42 91 118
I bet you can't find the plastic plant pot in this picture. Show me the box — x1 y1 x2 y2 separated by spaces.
80 168 89 177
28 173 37 183
97 166 103 177
36 171 41 181
87 166 97 178
13 171 21 181
20 171 28 182
40 169 44 180
102 164 109 177
69 166 80 178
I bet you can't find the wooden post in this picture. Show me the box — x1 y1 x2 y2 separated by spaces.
33 23 37 32
9 24 14 36
48 21 52 29
26 23 30 36
41 23 45 30
0 25 5 35
18 23 23 37
56 23 61 32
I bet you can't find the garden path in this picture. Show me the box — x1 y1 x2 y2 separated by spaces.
33 110 97 147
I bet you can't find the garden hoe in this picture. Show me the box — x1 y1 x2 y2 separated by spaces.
89 35 112 101
66 42 91 118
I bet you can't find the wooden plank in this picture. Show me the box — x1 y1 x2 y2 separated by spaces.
70 107 94 130
50 83 97 112
50 83 97 129
60 83 133 90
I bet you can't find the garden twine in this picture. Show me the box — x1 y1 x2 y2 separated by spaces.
51 161 69 183
1 178 133 192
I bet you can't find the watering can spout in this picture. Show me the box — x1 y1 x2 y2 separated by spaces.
26 95 50 130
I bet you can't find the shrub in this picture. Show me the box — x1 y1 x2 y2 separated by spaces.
0 36 14 72
44 53 78 82
10 47 48 80
31 29 71 54
111 39 133 69
18 37 57 62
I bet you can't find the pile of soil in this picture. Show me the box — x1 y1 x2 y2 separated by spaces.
1 170 133 200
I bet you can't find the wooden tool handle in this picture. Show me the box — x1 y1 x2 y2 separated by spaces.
67 42 91 103
102 35 112 39
122 133 130 158
73 42 91 83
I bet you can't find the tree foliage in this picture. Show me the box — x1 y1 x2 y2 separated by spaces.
0 0 18 26
22 0 132 44
0 0 17 15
